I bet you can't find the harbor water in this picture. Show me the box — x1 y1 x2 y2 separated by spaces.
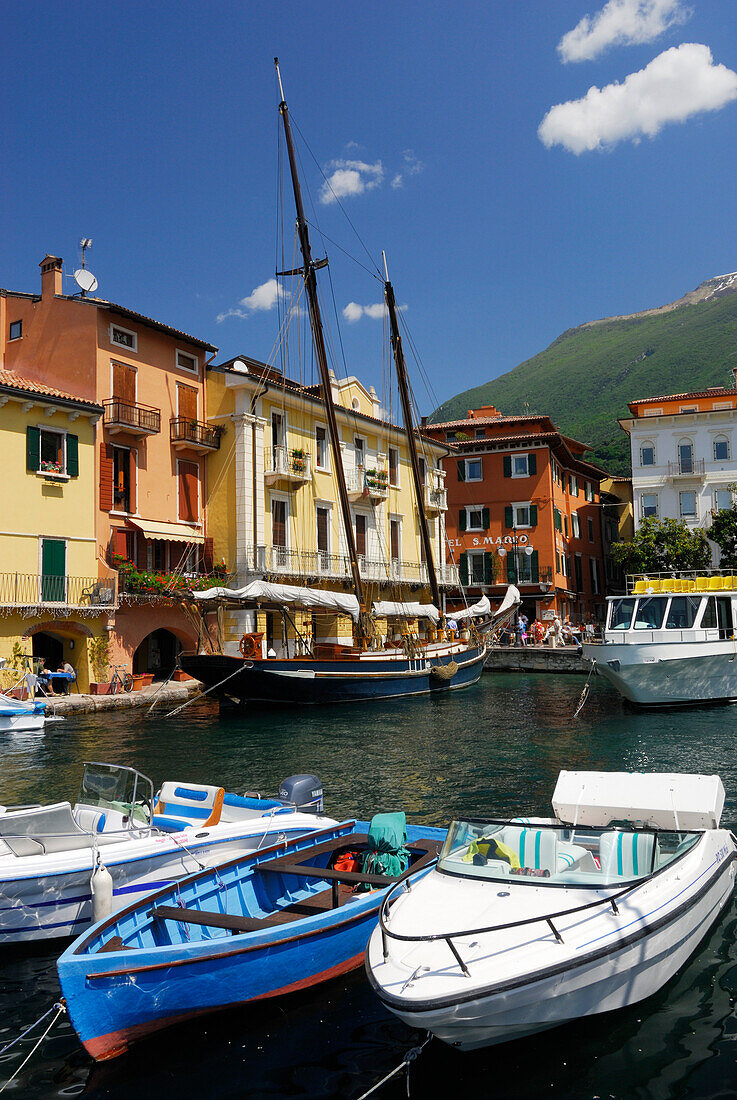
2 671 737 1097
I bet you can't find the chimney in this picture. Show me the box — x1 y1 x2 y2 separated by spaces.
40 254 63 298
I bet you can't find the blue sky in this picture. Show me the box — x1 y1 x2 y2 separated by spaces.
2 1 736 415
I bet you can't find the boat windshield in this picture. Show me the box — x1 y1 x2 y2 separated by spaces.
608 598 636 630
78 763 153 825
437 819 700 887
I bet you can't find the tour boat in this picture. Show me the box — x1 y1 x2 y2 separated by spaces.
58 816 444 1061
0 692 47 733
583 572 737 706
0 762 332 943
180 62 497 706
366 770 736 1050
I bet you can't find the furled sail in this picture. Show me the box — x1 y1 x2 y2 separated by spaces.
193 581 360 621
371 601 441 624
453 595 491 622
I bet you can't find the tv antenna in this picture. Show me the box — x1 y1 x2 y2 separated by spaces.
73 238 98 296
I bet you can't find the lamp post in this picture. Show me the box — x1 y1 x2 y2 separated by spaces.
497 527 534 584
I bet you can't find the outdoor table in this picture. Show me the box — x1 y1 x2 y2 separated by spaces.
38 672 74 696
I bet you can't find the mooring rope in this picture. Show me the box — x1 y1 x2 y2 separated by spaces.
573 660 597 719
144 664 179 717
160 664 247 720
0 1001 66 1094
355 1033 431 1099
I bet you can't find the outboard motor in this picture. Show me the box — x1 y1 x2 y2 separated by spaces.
279 774 323 815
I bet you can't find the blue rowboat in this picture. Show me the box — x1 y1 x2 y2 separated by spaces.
57 818 444 1061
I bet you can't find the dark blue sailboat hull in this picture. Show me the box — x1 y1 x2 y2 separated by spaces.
181 643 486 705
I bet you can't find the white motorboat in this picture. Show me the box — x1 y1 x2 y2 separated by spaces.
366 770 736 1050
583 572 737 706
0 692 48 733
0 762 333 943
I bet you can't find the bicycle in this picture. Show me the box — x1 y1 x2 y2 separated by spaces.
109 665 134 694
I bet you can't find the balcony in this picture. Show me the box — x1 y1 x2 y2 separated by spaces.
347 465 389 502
667 458 705 479
170 417 221 452
103 398 161 437
264 447 311 486
0 573 117 611
247 547 460 588
423 469 448 512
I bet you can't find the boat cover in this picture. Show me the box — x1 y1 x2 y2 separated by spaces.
193 580 360 621
371 601 440 623
453 595 491 622
552 770 725 830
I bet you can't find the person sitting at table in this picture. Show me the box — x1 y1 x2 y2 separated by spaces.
36 658 53 695
56 661 75 695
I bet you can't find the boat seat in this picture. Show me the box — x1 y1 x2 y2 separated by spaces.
154 783 225 828
633 580 647 594
498 826 557 875
149 903 299 934
709 577 724 591
73 808 107 835
599 831 658 879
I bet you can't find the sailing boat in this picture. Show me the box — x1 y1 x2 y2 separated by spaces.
180 63 509 705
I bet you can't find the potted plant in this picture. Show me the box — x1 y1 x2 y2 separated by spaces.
88 634 111 694
291 448 307 474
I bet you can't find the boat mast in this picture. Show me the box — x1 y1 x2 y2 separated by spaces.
274 59 366 615
383 257 441 610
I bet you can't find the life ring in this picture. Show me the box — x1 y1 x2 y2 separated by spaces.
239 634 259 659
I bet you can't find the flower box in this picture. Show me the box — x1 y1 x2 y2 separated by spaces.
171 670 194 682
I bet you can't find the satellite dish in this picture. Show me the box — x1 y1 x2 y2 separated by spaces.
73 268 98 294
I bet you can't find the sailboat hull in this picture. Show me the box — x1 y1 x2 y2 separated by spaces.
181 644 486 706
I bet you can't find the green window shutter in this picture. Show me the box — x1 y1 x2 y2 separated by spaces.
531 550 539 583
26 426 40 471
482 507 490 530
503 456 512 478
529 504 537 526
507 552 516 583
457 460 465 482
529 453 537 475
484 552 496 585
564 516 568 537
66 434 79 477
459 510 467 532
459 552 469 587
504 506 513 528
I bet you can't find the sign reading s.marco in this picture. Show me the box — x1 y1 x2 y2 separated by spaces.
447 534 530 549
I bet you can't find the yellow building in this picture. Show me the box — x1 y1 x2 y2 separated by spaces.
205 357 456 655
0 370 111 691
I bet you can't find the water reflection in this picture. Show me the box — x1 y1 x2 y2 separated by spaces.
0 672 736 1096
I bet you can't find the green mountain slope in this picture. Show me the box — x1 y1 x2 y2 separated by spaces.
431 280 737 476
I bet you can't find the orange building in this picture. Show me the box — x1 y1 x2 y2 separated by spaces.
0 254 219 677
424 406 609 624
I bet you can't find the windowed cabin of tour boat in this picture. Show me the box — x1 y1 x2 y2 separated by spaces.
603 575 737 644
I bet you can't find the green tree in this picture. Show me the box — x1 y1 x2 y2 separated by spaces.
610 517 712 575
709 500 737 567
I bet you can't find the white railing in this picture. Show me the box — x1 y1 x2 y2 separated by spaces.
0 573 117 610
346 465 389 500
424 468 447 511
248 547 459 587
264 446 311 483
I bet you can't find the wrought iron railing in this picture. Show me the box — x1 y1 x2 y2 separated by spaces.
667 458 705 477
103 398 161 434
170 418 221 450
247 547 459 587
0 573 117 609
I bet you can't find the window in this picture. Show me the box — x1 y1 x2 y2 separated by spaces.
271 498 287 548
563 515 568 537
149 540 168 572
715 488 733 512
178 460 199 522
554 507 562 532
26 426 79 479
475 428 486 439
315 425 328 469
642 407 662 416
714 437 730 461
701 598 717 629
355 513 367 557
9 320 22 340
113 446 132 512
634 597 667 630
351 398 360 411
679 491 697 518
587 517 594 542
678 442 693 474
713 402 733 410
679 406 698 414
110 324 137 352
389 447 399 486
316 505 330 558
574 554 583 593
640 444 655 466
176 350 198 373
40 429 64 473
465 506 487 531
572 512 581 539
584 481 595 502
642 494 658 519
512 454 529 477
354 436 365 469
390 517 401 562
512 503 531 527
467 550 486 585
589 557 600 595
609 597 635 630
457 457 482 482
666 596 700 629
568 475 578 496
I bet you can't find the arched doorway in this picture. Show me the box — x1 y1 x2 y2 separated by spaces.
32 631 64 671
133 629 182 679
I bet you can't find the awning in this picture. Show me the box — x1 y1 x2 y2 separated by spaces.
372 601 440 623
129 519 205 544
193 580 360 621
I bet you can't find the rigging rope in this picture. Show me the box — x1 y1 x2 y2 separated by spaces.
0 1002 66 1095
355 1033 432 1099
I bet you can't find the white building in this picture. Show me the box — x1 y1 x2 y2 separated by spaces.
620 379 737 562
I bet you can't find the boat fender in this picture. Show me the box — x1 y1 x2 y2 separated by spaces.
430 661 458 681
90 860 114 923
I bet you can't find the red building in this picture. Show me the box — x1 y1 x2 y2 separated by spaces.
424 406 609 624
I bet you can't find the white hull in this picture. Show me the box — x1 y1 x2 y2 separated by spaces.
0 713 46 733
367 830 736 1051
0 815 333 943
584 641 737 706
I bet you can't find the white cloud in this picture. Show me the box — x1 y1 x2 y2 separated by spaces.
538 43 737 154
343 301 407 323
559 0 691 63
390 150 424 191
390 174 403 189
216 277 285 323
319 159 384 204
